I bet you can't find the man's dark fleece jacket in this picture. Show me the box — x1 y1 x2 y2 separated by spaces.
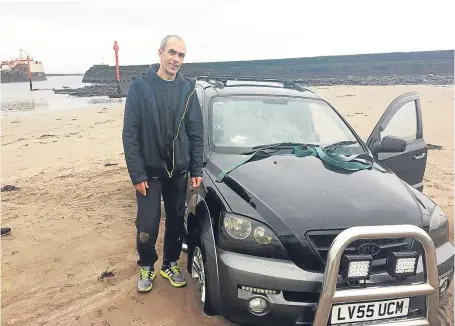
122 64 204 184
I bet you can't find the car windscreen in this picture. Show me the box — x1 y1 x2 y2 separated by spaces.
209 95 363 154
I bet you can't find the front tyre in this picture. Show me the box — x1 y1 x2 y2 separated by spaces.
188 228 215 316
182 203 189 252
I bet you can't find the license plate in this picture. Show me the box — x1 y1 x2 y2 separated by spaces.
331 298 410 324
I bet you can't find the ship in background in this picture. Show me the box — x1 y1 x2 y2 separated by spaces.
1 49 47 83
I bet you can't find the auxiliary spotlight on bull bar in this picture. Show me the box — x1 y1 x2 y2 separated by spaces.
313 224 439 326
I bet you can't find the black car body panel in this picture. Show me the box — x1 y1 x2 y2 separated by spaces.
205 152 425 272
207 152 423 230
183 78 454 325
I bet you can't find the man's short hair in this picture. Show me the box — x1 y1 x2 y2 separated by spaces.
160 35 185 50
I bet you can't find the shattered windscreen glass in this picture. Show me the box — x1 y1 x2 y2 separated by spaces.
210 95 361 153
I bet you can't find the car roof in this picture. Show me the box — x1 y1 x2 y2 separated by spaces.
196 78 323 100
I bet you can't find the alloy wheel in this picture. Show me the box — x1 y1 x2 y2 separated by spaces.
182 203 189 251
191 246 206 303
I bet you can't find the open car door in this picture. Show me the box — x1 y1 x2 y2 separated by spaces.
366 92 427 192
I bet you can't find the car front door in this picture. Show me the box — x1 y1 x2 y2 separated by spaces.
366 92 427 191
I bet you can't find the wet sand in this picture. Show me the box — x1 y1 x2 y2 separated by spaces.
1 84 453 325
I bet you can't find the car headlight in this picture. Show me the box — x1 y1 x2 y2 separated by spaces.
223 214 252 240
429 205 449 247
219 212 289 260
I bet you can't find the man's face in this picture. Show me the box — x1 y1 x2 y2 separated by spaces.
158 38 186 77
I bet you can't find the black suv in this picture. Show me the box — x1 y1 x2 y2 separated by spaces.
182 76 453 326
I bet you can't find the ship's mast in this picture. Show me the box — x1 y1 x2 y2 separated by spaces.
18 49 32 61
19 49 26 60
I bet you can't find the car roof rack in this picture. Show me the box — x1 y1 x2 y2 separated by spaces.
196 75 313 93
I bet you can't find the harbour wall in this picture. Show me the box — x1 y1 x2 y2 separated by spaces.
81 50 454 85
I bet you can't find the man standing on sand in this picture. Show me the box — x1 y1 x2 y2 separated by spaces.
122 35 204 293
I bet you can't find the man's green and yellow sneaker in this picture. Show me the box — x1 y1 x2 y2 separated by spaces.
160 261 186 287
137 266 156 292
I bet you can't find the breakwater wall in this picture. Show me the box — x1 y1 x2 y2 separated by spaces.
53 50 453 97
82 50 454 85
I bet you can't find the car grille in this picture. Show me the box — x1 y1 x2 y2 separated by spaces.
305 230 413 274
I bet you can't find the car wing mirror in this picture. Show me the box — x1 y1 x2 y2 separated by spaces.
372 136 407 154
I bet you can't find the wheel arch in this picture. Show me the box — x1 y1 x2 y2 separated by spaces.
186 194 223 315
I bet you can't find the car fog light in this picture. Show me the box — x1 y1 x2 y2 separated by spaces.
341 254 373 282
439 269 453 296
440 279 449 296
386 251 418 280
248 297 269 315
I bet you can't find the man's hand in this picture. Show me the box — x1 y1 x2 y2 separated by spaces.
135 180 149 196
190 177 203 189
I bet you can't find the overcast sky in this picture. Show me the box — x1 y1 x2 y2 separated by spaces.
1 0 453 73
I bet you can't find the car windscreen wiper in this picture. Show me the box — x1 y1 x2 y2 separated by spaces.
323 140 358 150
218 141 371 183
241 142 315 155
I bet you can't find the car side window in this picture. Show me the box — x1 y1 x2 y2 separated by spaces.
380 101 418 141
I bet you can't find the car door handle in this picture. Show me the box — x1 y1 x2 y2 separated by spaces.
413 153 426 160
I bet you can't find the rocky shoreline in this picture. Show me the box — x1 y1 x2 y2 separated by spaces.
52 74 454 98
53 80 130 98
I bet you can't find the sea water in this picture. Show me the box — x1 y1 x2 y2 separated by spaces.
1 76 124 116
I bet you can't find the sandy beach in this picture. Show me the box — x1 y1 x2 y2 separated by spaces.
1 85 453 325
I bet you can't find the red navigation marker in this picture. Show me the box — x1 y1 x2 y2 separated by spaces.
113 41 121 94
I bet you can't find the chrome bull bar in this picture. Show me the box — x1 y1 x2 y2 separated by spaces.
313 224 439 326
